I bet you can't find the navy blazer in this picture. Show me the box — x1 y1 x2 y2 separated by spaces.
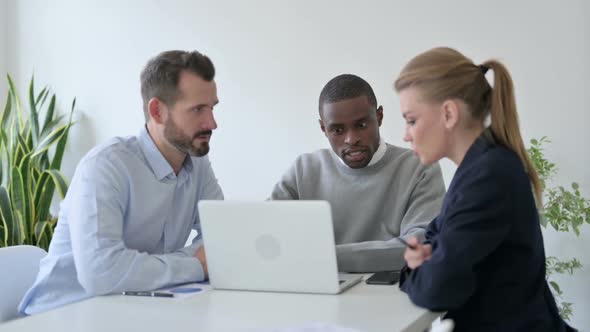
399 133 574 331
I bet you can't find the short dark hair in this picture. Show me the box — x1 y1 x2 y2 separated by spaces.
140 50 215 121
318 74 377 117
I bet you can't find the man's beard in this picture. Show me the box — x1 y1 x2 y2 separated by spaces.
163 116 211 157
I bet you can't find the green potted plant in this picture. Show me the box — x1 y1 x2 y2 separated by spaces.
0 74 75 251
528 137 590 321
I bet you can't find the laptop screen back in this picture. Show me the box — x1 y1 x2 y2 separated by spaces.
198 200 342 294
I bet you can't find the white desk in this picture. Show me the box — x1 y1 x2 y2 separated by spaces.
1 280 440 332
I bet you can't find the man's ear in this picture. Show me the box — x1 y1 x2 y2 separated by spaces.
376 106 384 126
441 100 459 130
319 119 327 136
148 97 165 124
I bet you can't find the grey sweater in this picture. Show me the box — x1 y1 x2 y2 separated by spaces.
271 144 445 272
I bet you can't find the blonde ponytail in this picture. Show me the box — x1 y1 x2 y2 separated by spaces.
482 60 543 207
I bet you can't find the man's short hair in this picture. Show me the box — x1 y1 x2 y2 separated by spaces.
140 50 215 121
318 74 377 117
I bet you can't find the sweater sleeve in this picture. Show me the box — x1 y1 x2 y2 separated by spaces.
336 163 445 272
269 160 300 200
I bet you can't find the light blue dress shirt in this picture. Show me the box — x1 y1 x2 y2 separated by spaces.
19 126 223 315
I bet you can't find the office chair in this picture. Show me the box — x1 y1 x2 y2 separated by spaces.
0 245 46 322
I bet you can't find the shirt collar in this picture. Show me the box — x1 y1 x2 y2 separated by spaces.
367 137 387 167
138 126 193 181
334 137 387 169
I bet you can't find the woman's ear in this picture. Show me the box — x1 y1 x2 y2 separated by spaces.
441 99 460 130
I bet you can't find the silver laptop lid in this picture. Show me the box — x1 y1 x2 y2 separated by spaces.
198 200 342 294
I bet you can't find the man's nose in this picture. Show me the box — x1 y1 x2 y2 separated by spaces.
202 109 217 130
344 130 360 145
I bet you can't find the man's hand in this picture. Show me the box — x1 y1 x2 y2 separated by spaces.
403 237 432 269
195 245 208 279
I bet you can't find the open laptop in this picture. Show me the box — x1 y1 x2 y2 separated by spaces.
198 200 362 294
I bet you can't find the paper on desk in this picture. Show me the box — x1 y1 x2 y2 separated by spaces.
157 280 212 299
249 322 365 332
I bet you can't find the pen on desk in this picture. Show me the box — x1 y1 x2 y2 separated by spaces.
396 237 417 250
121 291 174 298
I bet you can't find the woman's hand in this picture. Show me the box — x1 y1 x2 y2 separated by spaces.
403 237 432 269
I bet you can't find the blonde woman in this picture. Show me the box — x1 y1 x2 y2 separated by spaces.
394 47 575 332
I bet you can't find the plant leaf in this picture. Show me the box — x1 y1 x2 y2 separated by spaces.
39 114 65 139
11 210 25 245
0 136 4 185
0 198 8 246
41 94 57 137
0 130 9 186
35 87 49 108
45 169 69 198
34 219 55 249
0 186 15 246
10 166 28 242
31 124 67 159
19 153 35 238
7 75 24 129
1 80 13 131
538 214 548 227
35 170 69 226
28 75 40 144
34 172 52 223
549 281 562 295
50 109 74 170
17 131 31 156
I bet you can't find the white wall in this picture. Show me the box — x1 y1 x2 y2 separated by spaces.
5 0 590 328
0 0 8 100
